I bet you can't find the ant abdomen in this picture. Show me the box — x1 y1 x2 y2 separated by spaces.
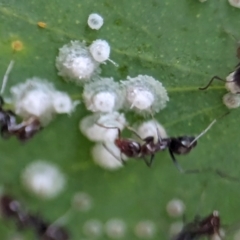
115 138 141 158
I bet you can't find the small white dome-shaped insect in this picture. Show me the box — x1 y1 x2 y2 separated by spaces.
56 41 100 84
121 75 169 115
166 199 185 217
223 92 240 109
83 219 103 238
79 112 126 142
105 219 127 238
11 78 56 125
134 220 157 239
169 221 184 238
136 120 168 142
21 160 66 199
83 77 123 113
87 13 104 30
89 39 117 66
10 78 77 125
92 143 126 170
72 192 93 211
52 92 79 114
228 0 240 8
89 40 109 62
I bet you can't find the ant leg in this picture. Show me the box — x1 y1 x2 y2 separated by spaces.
183 167 240 183
142 156 150 167
95 122 122 138
169 150 184 173
126 125 145 141
1 125 11 139
214 168 240 183
148 154 155 167
102 142 126 165
0 96 4 107
142 154 154 167
199 76 227 90
120 152 127 165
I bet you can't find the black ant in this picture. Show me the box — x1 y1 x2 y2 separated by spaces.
0 194 69 240
0 61 42 141
173 211 222 240
97 115 221 172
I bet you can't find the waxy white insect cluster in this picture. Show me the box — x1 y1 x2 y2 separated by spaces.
11 78 78 126
54 12 169 170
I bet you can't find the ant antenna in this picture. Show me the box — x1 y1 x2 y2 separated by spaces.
189 112 229 147
107 58 119 67
1 60 14 95
47 208 72 229
199 76 230 91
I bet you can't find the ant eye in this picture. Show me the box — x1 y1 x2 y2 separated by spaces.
223 92 240 109
87 13 104 30
121 75 169 115
21 160 66 199
56 41 101 84
228 0 240 8
83 77 123 113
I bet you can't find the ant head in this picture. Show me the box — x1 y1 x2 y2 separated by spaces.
170 136 197 155
179 136 197 147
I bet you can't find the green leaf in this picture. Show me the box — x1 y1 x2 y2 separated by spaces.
0 0 240 239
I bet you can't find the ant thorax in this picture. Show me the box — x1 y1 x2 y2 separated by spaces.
170 136 197 155
142 137 169 155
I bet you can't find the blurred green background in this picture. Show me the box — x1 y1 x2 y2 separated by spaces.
0 0 240 239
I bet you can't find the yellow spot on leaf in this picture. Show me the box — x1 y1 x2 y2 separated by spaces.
37 22 47 28
11 40 23 51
